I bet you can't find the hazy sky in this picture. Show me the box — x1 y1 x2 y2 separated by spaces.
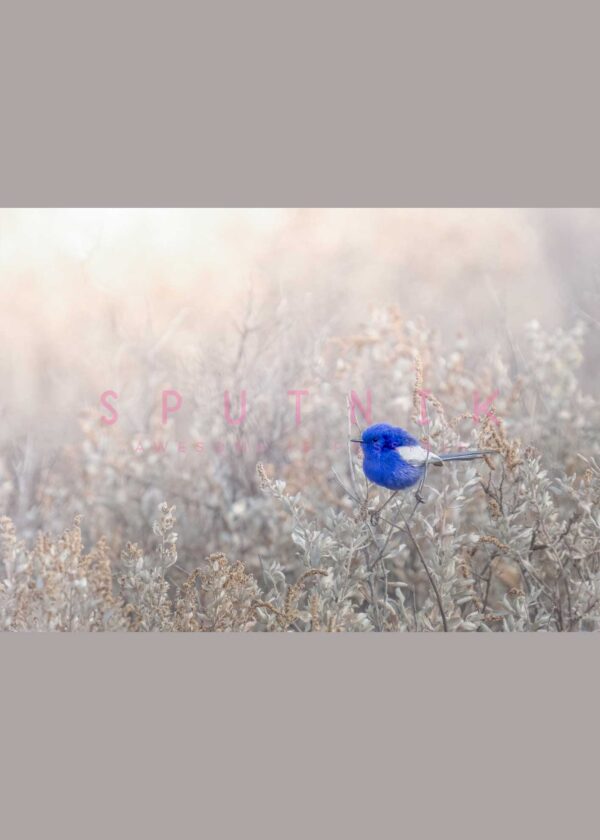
1 208 598 443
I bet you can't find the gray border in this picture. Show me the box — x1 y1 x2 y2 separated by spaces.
2 1 600 835
2 1 600 206
1 634 598 836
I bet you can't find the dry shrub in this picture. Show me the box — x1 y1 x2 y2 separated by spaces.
1 310 599 631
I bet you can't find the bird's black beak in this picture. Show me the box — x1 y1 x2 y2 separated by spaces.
350 439 363 444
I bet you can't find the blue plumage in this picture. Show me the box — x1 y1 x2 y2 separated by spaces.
352 423 494 491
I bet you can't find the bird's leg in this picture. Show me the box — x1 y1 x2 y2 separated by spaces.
370 490 398 522
379 491 398 514
414 465 428 505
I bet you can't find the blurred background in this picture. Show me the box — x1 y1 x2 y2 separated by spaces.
0 208 598 561
1 208 599 440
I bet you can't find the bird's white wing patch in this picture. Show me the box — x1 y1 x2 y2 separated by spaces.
396 445 442 466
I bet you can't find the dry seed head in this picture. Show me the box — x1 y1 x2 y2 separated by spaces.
411 352 424 424
487 497 502 520
256 462 270 490
479 535 510 552
309 593 321 631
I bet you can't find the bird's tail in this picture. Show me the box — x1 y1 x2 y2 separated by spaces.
437 449 497 463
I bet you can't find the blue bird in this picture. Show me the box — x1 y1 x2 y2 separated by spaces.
352 423 495 491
